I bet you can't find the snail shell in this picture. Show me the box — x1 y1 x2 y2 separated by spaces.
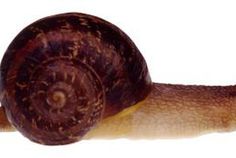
0 13 151 145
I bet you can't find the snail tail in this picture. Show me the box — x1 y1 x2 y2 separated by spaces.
0 106 15 131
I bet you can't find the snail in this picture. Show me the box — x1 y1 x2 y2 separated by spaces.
0 12 236 145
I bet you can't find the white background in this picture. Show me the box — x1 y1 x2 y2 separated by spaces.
1 0 236 157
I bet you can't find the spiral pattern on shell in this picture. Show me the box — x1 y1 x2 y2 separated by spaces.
0 13 151 145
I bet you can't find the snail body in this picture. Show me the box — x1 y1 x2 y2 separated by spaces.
0 13 236 145
86 83 236 139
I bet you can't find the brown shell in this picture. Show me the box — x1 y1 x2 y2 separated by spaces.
0 13 152 145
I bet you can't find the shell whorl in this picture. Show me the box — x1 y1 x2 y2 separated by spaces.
11 57 104 144
0 13 151 144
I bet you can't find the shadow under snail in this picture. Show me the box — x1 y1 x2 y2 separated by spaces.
0 12 236 145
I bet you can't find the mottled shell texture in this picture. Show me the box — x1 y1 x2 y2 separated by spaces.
0 13 151 145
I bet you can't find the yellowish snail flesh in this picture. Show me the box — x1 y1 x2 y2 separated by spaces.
0 12 235 145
